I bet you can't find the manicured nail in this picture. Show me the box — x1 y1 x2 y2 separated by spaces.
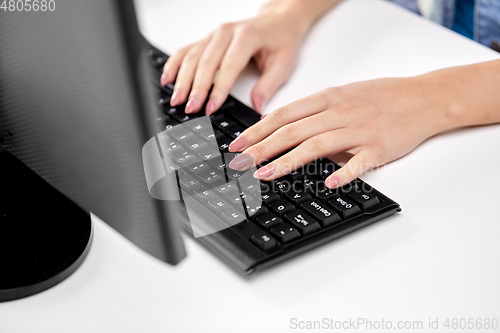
228 153 252 170
253 164 275 179
206 99 216 116
254 95 265 112
160 72 169 86
185 98 198 113
260 114 267 120
228 135 247 152
326 175 341 188
170 90 180 106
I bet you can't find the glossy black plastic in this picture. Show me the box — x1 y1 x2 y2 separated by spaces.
0 151 93 302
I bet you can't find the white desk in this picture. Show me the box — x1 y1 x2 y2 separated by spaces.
1 1 499 332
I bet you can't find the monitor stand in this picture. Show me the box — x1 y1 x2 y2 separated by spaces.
0 151 93 302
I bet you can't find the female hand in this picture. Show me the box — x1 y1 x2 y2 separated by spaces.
160 2 311 115
228 75 457 188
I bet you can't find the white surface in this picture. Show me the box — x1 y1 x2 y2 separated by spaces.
1 1 500 332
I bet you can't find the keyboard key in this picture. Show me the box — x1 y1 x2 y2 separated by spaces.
285 188 312 205
254 213 282 230
217 138 232 152
198 146 220 161
328 194 361 219
165 106 181 116
268 199 295 217
184 138 210 154
213 130 226 142
303 161 320 176
179 175 201 194
240 181 260 196
251 232 277 251
346 189 380 210
186 161 211 176
317 160 338 179
271 178 291 192
214 182 239 199
174 113 193 123
186 118 210 132
244 197 268 217
200 129 216 142
228 171 244 181
162 82 174 93
158 138 183 156
316 187 338 202
221 208 245 225
170 127 195 142
271 224 301 243
300 199 341 227
227 191 244 206
158 92 170 107
288 168 305 181
284 210 321 235
301 175 319 194
172 151 197 166
193 189 216 203
226 125 245 139
260 191 280 206
211 159 227 173
199 170 225 187
219 100 236 112
207 198 230 216
212 116 237 131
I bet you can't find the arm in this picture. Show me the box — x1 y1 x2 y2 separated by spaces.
228 59 500 188
161 0 342 115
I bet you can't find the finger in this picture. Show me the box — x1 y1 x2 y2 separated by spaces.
325 151 375 188
253 129 355 180
228 90 330 152
206 26 260 115
171 38 210 107
187 26 234 113
161 45 191 87
241 112 343 165
251 50 297 112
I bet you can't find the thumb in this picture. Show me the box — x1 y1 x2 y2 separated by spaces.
251 50 296 112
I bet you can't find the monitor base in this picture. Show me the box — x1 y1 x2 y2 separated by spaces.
0 151 93 302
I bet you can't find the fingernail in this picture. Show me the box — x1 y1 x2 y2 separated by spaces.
254 95 265 112
160 72 169 86
326 175 341 188
260 114 267 120
206 99 216 116
228 135 247 152
253 164 275 179
228 153 252 170
185 98 198 113
171 90 180 106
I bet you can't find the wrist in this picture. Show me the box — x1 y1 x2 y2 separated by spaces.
411 73 465 137
259 0 340 39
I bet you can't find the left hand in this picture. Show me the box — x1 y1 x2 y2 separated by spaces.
228 76 454 188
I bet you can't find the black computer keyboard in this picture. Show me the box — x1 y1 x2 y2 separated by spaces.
146 46 401 274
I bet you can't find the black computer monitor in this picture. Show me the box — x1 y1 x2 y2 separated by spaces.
0 0 186 264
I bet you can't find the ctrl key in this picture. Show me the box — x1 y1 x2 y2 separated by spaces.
251 232 277 251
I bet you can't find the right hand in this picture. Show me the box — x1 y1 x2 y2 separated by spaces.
160 3 309 115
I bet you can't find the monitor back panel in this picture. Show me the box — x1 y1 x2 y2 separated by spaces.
0 0 185 262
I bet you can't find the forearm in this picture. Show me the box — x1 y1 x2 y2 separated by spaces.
416 59 500 135
259 0 343 39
